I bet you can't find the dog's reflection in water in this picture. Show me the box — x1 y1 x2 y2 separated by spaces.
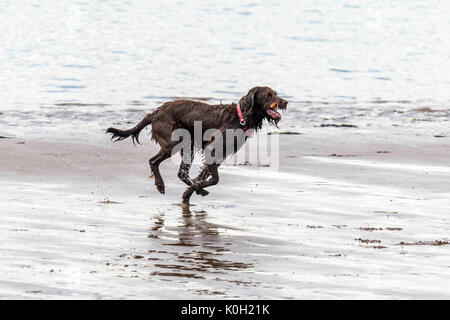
147 205 253 282
178 204 221 240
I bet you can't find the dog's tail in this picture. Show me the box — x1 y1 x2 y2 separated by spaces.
106 112 155 145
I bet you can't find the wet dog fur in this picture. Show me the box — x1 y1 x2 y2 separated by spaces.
106 86 287 205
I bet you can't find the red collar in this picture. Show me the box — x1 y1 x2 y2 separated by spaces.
236 104 253 138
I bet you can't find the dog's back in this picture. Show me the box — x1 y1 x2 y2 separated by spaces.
151 100 237 135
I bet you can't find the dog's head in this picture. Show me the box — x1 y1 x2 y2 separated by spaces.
239 86 288 126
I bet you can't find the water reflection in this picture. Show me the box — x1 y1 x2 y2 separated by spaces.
147 205 253 282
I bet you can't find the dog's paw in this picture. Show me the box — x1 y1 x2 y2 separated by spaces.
155 183 165 194
196 189 209 197
181 202 191 214
181 196 191 206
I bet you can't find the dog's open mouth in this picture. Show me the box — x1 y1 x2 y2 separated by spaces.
266 109 281 122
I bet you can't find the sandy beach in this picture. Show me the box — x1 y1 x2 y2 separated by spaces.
1 125 449 299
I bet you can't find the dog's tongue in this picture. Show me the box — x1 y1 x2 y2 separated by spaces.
267 109 281 121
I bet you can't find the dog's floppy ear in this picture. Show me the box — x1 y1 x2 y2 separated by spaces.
243 88 257 111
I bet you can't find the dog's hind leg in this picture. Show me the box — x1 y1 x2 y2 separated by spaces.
149 148 172 194
182 164 219 205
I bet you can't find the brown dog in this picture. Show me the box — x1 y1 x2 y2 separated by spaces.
106 86 287 205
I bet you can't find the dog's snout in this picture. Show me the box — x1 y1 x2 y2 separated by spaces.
279 99 288 109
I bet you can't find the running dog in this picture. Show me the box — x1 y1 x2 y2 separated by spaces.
106 86 287 205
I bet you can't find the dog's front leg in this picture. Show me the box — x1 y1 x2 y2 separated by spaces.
192 165 210 197
182 164 219 205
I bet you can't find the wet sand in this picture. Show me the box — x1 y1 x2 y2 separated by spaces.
1 130 450 299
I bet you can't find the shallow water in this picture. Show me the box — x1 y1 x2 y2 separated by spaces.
1 0 449 140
